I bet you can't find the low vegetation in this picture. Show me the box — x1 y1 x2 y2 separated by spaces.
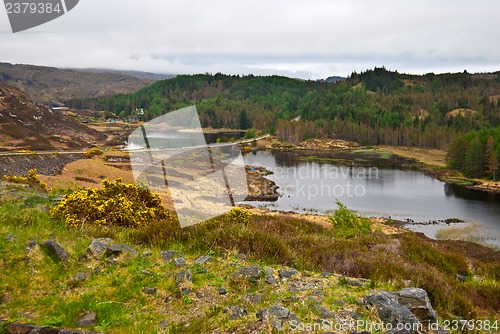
436 222 498 248
0 181 499 333
328 200 371 239
3 169 50 193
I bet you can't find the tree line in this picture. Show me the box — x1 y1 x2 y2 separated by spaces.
67 68 500 149
447 128 499 180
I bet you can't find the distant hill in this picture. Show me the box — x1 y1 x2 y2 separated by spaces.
324 76 347 83
75 68 175 81
0 83 106 151
0 62 154 106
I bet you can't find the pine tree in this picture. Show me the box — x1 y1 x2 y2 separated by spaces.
238 110 250 130
486 136 498 180
464 137 484 178
489 150 498 181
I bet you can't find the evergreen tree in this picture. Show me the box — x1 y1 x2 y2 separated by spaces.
238 110 250 130
486 136 498 180
464 137 484 178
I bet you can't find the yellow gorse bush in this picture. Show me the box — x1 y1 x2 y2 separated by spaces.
83 147 104 157
226 207 251 225
51 178 172 228
3 168 50 192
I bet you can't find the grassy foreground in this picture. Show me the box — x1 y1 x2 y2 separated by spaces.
0 182 499 333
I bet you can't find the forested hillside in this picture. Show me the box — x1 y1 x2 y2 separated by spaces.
68 68 500 149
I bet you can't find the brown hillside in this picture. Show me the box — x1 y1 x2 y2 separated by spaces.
0 83 106 151
0 62 154 106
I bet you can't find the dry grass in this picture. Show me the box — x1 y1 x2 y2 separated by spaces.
446 108 477 119
40 156 135 189
128 211 499 319
436 222 499 248
377 145 447 167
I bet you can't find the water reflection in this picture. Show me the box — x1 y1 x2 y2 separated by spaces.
243 151 500 243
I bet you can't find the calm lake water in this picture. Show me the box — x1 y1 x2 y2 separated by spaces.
242 151 500 245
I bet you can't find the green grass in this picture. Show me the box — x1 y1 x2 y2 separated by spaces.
439 177 479 187
298 155 348 164
351 148 393 159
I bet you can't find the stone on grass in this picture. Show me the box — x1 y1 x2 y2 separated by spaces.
7 323 39 334
38 328 60 334
173 257 186 267
265 268 277 285
77 312 97 327
24 240 38 252
141 251 152 257
241 293 262 304
364 292 419 328
74 272 90 282
278 268 299 279
314 305 335 319
257 305 296 331
223 305 247 320
59 329 86 334
396 288 437 323
87 238 113 256
143 287 157 295
160 250 181 262
233 266 262 282
267 305 290 319
175 269 193 286
105 244 137 257
43 239 69 262
322 271 334 278
194 255 211 265
5 234 16 242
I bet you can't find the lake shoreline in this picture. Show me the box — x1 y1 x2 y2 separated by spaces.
242 138 500 247
246 136 500 195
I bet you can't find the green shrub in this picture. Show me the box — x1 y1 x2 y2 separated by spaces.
328 200 371 238
244 128 256 139
51 178 171 228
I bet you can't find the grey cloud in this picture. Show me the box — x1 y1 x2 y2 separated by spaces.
0 0 499 79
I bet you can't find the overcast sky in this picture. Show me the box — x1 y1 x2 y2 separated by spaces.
1 0 500 79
